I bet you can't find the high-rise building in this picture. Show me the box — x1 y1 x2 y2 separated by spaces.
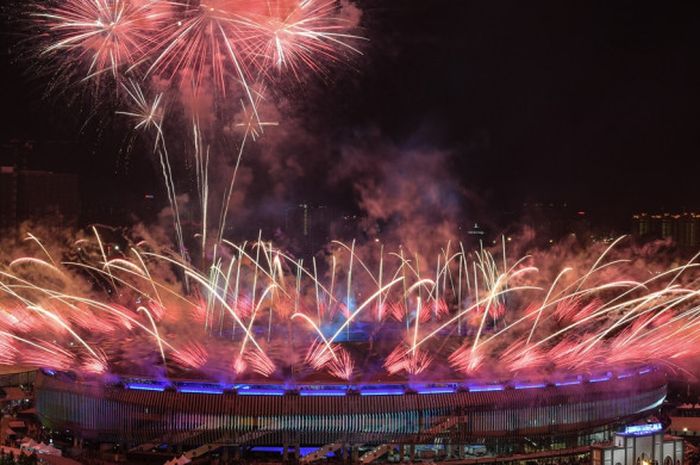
0 166 17 229
284 204 333 257
0 166 80 230
632 212 700 248
520 201 590 243
0 139 81 229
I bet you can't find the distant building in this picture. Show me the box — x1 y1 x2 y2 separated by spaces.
0 166 17 229
520 201 590 243
284 204 333 257
0 166 80 230
467 222 486 240
669 402 700 437
592 422 683 465
331 212 366 243
0 139 81 229
632 212 700 249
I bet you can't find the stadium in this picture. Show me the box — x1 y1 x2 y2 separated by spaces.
33 366 667 462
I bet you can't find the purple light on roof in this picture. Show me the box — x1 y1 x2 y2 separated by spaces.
515 383 547 390
300 390 346 397
417 387 455 395
360 389 404 396
238 389 285 396
469 384 504 392
126 383 166 392
555 380 581 387
178 386 224 395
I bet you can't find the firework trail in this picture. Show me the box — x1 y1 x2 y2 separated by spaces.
118 80 188 266
1 228 700 383
34 0 173 84
18 1 700 386
30 0 361 243
29 0 363 279
33 0 364 119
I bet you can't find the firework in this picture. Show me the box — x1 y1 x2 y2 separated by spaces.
33 0 363 115
34 0 173 85
1 229 699 384
19 0 700 398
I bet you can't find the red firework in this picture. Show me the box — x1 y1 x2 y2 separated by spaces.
33 0 363 112
384 344 433 376
448 344 484 376
327 347 354 380
171 341 209 369
35 0 172 83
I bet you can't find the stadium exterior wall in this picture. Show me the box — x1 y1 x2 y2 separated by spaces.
34 370 667 448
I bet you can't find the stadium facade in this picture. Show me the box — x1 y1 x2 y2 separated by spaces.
33 366 667 461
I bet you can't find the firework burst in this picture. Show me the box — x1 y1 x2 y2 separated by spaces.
32 0 363 115
34 0 173 85
2 229 698 384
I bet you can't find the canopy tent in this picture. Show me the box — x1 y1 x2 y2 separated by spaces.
19 440 62 456
19 438 37 449
35 443 62 456
164 455 192 465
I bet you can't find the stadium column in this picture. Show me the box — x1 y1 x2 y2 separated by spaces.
351 444 358 463
283 442 289 462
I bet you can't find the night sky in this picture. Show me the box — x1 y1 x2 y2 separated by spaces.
1 1 699 229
